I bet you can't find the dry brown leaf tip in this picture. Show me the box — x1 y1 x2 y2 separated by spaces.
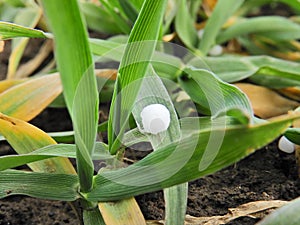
235 83 299 119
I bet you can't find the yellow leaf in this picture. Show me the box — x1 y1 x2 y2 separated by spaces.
7 37 30 79
0 40 4 52
202 0 218 16
15 39 53 78
99 198 146 225
95 69 117 80
0 78 28 93
0 112 75 174
235 83 299 119
279 87 300 102
0 73 62 121
6 5 42 79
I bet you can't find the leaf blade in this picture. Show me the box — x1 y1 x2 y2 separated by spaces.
42 0 98 192
108 0 168 153
198 0 244 55
87 114 300 201
0 112 76 174
0 170 79 201
0 73 62 121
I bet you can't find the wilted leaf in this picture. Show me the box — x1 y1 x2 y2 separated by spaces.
278 87 300 102
95 69 117 80
99 199 146 225
0 73 62 121
146 200 288 224
15 39 53 78
0 112 75 174
235 83 299 119
0 78 28 93
0 40 4 52
258 197 300 225
6 4 43 78
202 0 218 15
186 200 287 225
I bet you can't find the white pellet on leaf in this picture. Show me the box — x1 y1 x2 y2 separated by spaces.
208 45 223 56
140 104 170 134
197 29 204 39
278 136 295 153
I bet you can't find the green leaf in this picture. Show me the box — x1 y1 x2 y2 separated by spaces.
86 114 299 202
130 66 185 225
121 114 249 148
189 0 203 21
90 38 124 61
42 0 98 192
0 142 112 172
108 0 168 154
80 2 130 34
258 197 300 225
280 0 300 11
46 121 108 143
164 183 188 225
0 21 48 40
0 2 21 22
189 55 300 87
80 2 122 34
131 67 181 148
83 208 106 225
99 0 132 32
174 0 198 50
217 16 300 44
198 0 244 55
284 128 300 145
118 0 139 23
163 0 179 34
0 170 79 201
178 67 252 116
72 67 99 192
90 39 184 80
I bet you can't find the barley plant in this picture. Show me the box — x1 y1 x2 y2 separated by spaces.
0 0 300 224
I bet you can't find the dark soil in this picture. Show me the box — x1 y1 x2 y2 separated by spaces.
0 196 79 225
0 40 9 79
